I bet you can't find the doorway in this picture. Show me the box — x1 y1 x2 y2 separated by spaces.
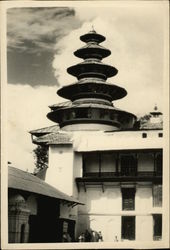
121 216 135 240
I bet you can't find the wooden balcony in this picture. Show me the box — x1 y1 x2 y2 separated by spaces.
82 171 162 178
76 171 162 192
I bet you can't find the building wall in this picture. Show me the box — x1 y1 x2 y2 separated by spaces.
73 152 82 195
46 144 74 196
60 203 77 221
27 195 38 215
71 149 162 241
45 145 80 226
76 184 162 241
62 123 119 131
44 142 162 242
136 215 153 241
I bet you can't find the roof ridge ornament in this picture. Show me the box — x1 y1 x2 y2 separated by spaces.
90 25 96 33
154 103 158 111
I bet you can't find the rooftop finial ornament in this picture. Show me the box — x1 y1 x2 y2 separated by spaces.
154 104 158 111
90 25 96 33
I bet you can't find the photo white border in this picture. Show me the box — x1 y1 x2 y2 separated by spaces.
1 1 169 249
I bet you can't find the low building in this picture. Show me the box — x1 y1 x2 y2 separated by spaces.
8 166 83 243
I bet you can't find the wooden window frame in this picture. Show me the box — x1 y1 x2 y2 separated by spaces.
153 214 162 240
120 154 137 176
122 188 136 210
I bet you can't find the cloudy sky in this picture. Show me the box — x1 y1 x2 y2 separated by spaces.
6 1 168 172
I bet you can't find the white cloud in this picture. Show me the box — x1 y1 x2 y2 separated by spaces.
7 7 81 52
6 3 167 172
52 4 165 113
7 84 64 172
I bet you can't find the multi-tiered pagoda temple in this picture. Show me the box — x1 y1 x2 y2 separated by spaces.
29 30 163 244
47 30 136 131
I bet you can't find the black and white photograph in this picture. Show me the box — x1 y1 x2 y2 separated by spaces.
1 0 169 249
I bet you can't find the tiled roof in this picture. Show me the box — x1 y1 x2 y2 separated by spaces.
49 101 72 110
33 132 72 145
49 102 135 117
140 121 163 130
8 166 82 205
30 125 59 135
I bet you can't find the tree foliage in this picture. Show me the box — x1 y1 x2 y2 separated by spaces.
138 114 151 123
33 145 48 173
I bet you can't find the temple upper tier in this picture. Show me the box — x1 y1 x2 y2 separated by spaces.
47 30 136 131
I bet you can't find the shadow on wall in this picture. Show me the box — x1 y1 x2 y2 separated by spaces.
76 187 122 242
78 186 121 214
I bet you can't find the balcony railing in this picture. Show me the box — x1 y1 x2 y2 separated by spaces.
83 171 162 178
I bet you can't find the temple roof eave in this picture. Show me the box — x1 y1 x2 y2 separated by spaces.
47 105 137 128
80 32 106 43
74 44 111 59
57 80 127 101
29 125 59 136
32 132 73 145
67 61 118 79
48 103 136 116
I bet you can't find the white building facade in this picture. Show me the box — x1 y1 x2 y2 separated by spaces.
43 129 163 242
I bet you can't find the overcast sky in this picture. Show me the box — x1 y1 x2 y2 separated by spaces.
6 1 168 172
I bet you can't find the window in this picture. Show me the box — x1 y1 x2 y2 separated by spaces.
153 214 162 240
120 155 137 176
70 111 76 119
155 153 162 175
158 133 163 137
76 109 89 119
142 133 147 138
82 152 100 177
122 188 135 210
121 216 135 240
153 185 162 207
100 110 109 119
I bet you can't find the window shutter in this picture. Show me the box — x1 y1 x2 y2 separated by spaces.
153 185 162 207
122 188 135 210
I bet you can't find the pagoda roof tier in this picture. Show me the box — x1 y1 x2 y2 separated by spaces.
150 105 162 115
80 30 105 43
48 102 135 114
47 104 136 130
67 60 118 80
57 79 127 101
49 99 111 111
49 101 72 111
150 111 162 115
74 43 111 59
